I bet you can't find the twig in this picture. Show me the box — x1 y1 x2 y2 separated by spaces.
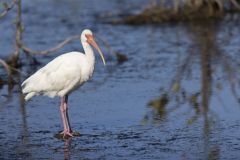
0 59 11 76
173 0 180 13
230 0 240 10
0 58 26 75
20 35 81 55
0 0 17 19
12 0 22 66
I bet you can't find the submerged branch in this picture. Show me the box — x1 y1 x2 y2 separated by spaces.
20 35 81 55
0 58 25 75
0 59 11 76
0 0 17 19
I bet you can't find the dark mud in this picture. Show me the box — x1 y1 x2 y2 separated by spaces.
1 0 240 159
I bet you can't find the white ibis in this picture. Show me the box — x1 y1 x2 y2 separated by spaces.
21 29 106 138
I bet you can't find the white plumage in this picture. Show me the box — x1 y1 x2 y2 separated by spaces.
22 52 93 100
21 29 106 138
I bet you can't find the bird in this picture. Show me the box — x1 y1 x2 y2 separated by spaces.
21 29 106 138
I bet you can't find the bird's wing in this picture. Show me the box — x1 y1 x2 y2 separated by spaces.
22 55 82 97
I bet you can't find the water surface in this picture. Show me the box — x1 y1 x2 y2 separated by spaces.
1 0 240 159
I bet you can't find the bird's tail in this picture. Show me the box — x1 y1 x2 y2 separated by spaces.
24 92 36 101
21 80 36 101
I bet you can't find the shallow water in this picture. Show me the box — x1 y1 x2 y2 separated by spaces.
1 0 240 159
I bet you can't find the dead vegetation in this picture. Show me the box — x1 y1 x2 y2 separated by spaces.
113 0 240 24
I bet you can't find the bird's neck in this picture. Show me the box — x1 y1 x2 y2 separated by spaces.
82 41 95 66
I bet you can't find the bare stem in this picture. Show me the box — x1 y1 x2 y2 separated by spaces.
0 59 11 76
20 35 80 55
0 0 17 19
173 0 180 13
0 58 25 75
12 0 22 66
160 0 165 9
230 0 240 10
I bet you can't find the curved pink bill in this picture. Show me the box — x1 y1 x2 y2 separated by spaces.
86 34 106 66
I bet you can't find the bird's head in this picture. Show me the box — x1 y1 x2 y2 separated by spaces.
81 29 106 66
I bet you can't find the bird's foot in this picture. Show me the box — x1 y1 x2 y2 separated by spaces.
60 131 73 139
55 130 80 139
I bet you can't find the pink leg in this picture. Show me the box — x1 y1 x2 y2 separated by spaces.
60 97 68 132
60 95 73 137
63 96 72 133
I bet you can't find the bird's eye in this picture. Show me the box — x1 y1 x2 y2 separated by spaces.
85 34 89 38
85 34 93 40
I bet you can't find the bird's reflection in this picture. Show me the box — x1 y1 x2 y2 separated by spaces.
63 138 72 160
